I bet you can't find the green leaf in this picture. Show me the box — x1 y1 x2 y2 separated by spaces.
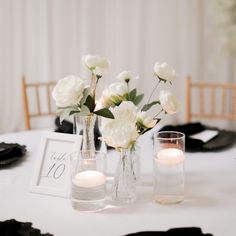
129 88 137 101
141 100 160 111
133 94 144 105
84 95 95 112
94 108 114 119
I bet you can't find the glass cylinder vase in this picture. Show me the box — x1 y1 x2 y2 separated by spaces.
153 131 185 204
70 150 107 211
112 148 136 205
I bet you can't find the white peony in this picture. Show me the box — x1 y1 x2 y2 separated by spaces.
52 75 85 107
82 54 110 76
117 70 139 82
101 101 139 148
100 82 128 107
159 90 179 114
112 101 137 122
136 111 156 128
154 62 176 83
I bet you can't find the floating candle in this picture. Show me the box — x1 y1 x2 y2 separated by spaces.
156 148 184 165
72 170 106 188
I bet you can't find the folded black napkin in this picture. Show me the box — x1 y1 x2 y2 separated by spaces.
0 142 27 166
125 227 213 236
0 219 53 236
54 117 73 134
159 122 236 152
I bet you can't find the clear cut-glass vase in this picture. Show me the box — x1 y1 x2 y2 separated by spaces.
112 148 136 204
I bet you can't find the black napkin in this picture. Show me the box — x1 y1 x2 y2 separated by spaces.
0 219 53 236
54 117 73 134
125 227 213 236
0 142 27 166
159 122 236 152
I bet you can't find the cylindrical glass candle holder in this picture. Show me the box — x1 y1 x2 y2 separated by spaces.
153 131 185 204
70 150 106 211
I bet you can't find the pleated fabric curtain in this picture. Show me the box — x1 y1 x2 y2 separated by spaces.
0 0 235 133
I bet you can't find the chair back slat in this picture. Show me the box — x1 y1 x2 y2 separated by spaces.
199 86 204 114
22 76 31 129
221 88 226 115
210 87 215 115
47 84 52 114
35 85 41 115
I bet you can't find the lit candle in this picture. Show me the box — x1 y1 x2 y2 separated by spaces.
156 148 184 165
72 170 106 188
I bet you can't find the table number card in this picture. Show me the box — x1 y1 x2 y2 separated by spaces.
31 132 82 198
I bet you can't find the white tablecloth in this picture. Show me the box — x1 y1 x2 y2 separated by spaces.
0 130 236 236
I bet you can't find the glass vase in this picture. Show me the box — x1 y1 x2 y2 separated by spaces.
112 148 136 204
81 114 96 152
73 114 106 157
70 150 107 211
73 114 97 158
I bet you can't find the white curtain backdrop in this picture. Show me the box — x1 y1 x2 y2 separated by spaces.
0 0 235 133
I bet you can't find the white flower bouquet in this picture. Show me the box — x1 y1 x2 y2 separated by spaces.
52 55 179 151
100 62 179 149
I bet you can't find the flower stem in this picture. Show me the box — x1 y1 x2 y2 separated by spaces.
90 72 98 99
153 108 164 119
147 79 161 104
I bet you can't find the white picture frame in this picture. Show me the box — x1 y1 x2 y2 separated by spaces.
31 132 82 198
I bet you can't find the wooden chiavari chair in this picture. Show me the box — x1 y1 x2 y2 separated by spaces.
186 75 236 122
